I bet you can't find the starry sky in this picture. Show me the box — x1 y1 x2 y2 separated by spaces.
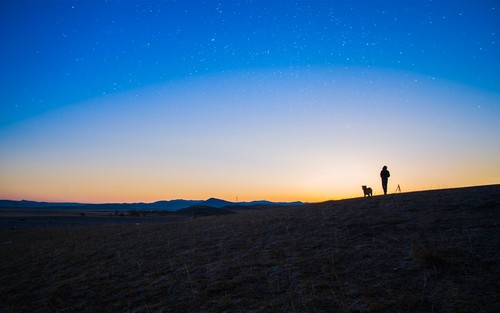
0 0 499 203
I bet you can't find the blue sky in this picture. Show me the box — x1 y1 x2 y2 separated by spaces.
0 1 499 202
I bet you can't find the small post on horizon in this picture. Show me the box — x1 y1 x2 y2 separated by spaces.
396 184 401 193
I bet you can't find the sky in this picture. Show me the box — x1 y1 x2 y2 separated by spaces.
0 0 499 203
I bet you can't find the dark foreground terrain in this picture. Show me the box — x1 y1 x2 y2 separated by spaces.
1 185 499 312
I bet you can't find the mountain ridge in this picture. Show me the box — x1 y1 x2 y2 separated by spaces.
0 198 304 211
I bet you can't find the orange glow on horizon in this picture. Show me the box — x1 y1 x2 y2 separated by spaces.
1 69 499 204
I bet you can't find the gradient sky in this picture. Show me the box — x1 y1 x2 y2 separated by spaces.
0 0 499 203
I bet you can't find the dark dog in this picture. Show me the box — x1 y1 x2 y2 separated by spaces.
362 185 372 197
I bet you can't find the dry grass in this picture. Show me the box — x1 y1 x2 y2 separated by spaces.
1 185 499 312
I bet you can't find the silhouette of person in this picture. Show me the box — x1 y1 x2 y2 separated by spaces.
380 166 390 195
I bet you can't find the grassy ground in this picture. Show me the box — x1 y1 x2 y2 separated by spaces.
1 185 499 312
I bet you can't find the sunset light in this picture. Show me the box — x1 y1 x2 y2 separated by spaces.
1 1 499 203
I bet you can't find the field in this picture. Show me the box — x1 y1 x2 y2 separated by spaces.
1 185 499 312
0 210 188 230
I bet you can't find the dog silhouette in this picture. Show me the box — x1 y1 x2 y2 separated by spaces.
362 185 372 197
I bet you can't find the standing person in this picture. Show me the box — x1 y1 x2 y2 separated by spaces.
380 166 390 195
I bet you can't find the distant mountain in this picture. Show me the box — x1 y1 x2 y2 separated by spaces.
149 198 234 210
203 198 234 208
146 198 302 211
0 200 83 208
0 198 304 211
150 200 202 211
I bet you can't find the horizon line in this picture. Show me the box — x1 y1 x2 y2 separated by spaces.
2 183 498 205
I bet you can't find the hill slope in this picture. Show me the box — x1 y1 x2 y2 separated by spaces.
0 185 499 312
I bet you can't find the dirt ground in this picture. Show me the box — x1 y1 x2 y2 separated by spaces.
0 211 187 230
1 185 499 312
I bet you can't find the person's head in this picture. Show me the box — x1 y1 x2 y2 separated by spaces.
383 166 387 170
